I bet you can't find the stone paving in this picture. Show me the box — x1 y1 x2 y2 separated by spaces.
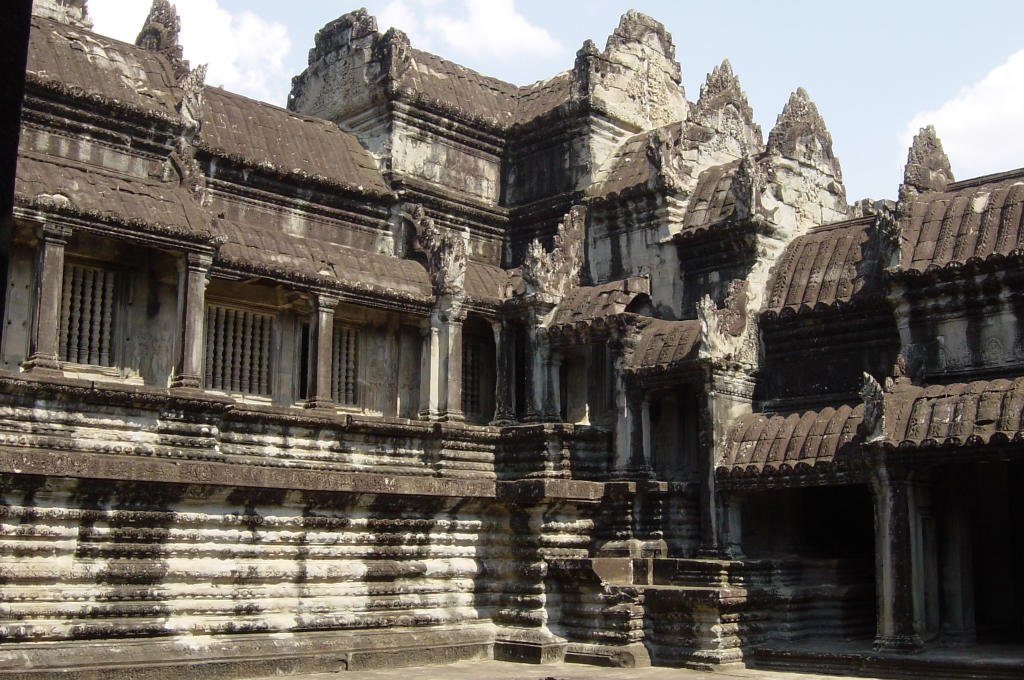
264 660 878 680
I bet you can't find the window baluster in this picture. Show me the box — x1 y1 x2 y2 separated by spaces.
241 312 253 393
204 306 216 388
67 265 83 363
99 271 114 367
87 267 103 365
259 313 271 396
213 306 226 390
227 309 240 392
58 265 73 362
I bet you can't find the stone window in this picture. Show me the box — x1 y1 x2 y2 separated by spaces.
331 325 359 406
58 262 118 367
203 304 273 396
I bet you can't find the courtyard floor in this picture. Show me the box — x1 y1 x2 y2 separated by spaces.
262 659 881 680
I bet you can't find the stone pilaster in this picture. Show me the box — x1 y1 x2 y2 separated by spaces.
22 223 71 374
544 351 562 422
419 296 466 422
441 304 465 423
871 461 925 653
171 252 212 389
418 322 440 420
491 318 517 425
304 292 339 410
697 367 754 558
522 325 546 423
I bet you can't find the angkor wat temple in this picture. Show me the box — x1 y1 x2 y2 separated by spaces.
0 0 1020 677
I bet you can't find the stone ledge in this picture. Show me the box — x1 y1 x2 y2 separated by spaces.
496 478 605 503
0 625 495 679
0 447 497 498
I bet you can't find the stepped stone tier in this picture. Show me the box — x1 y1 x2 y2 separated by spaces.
0 0 1020 677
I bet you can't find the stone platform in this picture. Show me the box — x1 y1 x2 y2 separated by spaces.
260 659 880 680
751 640 1024 680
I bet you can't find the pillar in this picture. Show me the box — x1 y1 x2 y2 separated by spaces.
544 351 562 422
171 252 212 389
304 292 339 410
23 223 71 373
491 318 516 425
697 368 754 558
418 322 440 420
871 462 925 652
612 373 652 479
443 314 465 422
522 325 546 423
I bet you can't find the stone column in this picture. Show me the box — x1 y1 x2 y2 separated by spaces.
627 390 647 473
871 462 924 652
544 351 562 422
23 223 71 373
697 368 754 558
304 292 339 410
418 322 440 420
610 352 651 481
491 318 516 425
522 325 546 423
443 314 465 422
171 252 212 389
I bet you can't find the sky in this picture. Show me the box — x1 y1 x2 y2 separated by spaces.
87 0 1024 203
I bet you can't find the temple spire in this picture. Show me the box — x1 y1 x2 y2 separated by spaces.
693 59 763 153
767 88 843 181
901 125 954 197
136 0 189 81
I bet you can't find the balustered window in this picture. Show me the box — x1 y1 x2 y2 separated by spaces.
332 326 359 406
58 263 118 367
203 305 273 396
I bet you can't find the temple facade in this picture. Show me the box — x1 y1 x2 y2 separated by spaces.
0 0 1020 676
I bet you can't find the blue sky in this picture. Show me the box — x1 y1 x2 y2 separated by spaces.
88 0 1024 203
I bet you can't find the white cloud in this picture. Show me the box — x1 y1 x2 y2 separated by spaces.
86 0 150 43
905 48 1024 179
377 0 563 60
89 0 291 104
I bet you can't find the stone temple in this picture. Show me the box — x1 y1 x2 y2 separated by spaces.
0 0 1020 677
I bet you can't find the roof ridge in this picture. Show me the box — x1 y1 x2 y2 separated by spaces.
945 166 1024 192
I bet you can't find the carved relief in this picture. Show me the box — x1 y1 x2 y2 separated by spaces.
171 64 209 205
520 205 586 299
860 372 884 442
900 125 954 199
731 155 768 222
135 0 190 82
696 286 758 368
402 203 466 297
646 128 689 194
